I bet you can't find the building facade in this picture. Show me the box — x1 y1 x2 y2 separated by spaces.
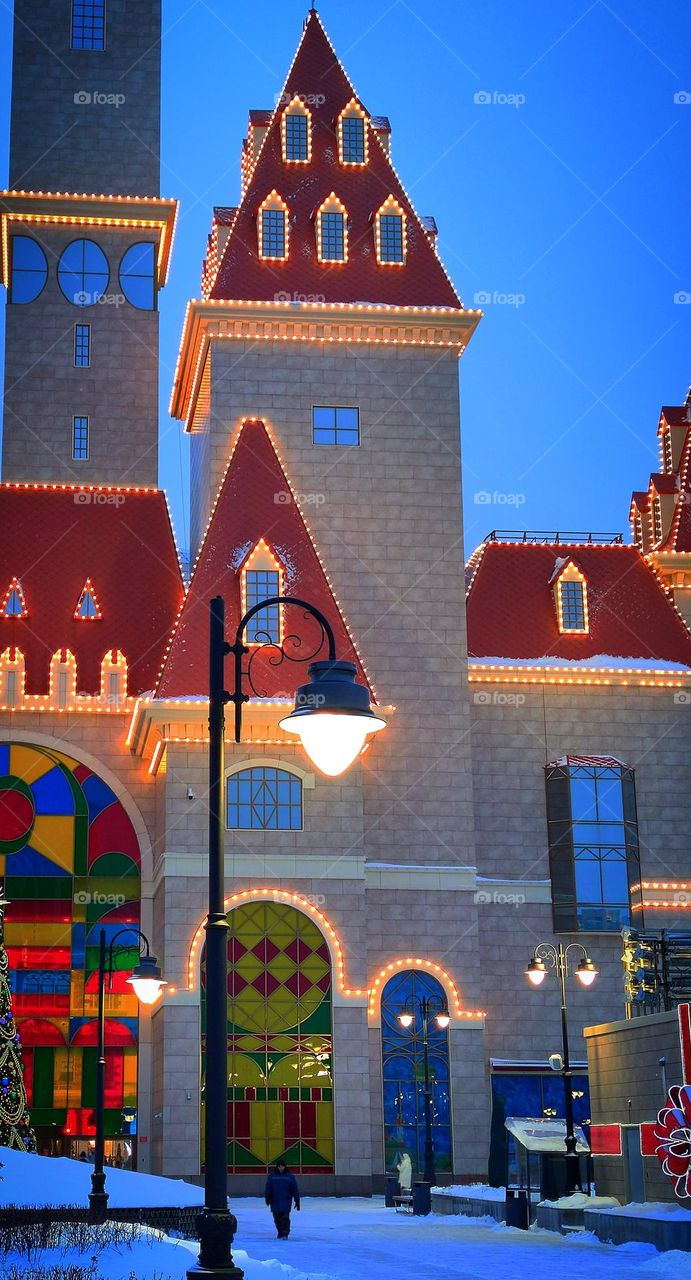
0 5 689 1193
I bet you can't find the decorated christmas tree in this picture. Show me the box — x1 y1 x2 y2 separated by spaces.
0 893 36 1151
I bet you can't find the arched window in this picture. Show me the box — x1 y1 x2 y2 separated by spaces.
100 650 127 706
226 766 302 830
201 899 334 1173
281 97 311 163
119 242 156 310
381 969 452 1176
316 195 348 263
10 236 48 304
257 193 289 261
241 539 283 642
338 101 367 166
552 560 588 634
57 239 109 307
375 197 406 265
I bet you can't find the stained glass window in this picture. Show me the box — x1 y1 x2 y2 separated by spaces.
201 900 334 1174
381 970 452 1175
0 743 141 1153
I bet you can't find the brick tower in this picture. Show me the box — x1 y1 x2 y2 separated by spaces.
0 0 176 484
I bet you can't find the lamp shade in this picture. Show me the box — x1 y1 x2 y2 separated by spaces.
435 1011 451 1030
126 954 166 1005
279 660 385 776
526 957 548 986
397 1011 414 1029
576 956 598 987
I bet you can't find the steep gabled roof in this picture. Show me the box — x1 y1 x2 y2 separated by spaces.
208 9 462 310
466 541 691 669
156 418 373 698
659 429 691 553
0 484 184 695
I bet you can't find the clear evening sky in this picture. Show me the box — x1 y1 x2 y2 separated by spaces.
1 0 689 560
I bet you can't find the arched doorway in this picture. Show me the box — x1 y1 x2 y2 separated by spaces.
0 742 141 1160
201 899 334 1174
381 969 452 1175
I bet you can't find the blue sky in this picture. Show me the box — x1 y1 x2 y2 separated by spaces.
1 0 689 558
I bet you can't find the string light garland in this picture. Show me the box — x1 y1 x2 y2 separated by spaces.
240 539 285 645
368 959 484 1021
337 99 368 167
1 579 27 619
73 578 102 621
280 96 312 165
316 193 349 264
554 560 589 635
374 195 407 266
257 191 290 261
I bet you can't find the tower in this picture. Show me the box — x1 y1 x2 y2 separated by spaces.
0 0 176 484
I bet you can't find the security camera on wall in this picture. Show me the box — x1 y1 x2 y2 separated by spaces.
549 1053 563 1072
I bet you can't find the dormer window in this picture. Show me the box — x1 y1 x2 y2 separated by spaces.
652 495 663 544
258 192 289 261
662 429 673 474
282 98 311 163
74 579 102 620
338 101 367 165
317 195 347 263
2 579 27 618
242 540 283 645
375 197 406 265
552 560 589 634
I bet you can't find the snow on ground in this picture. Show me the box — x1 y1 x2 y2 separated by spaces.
431 1182 505 1199
598 1202 691 1220
0 1144 203 1208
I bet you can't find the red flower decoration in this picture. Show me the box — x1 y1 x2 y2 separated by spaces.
654 1084 691 1200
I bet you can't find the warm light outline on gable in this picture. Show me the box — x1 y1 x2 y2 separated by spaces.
240 538 284 647
257 191 289 261
337 100 368 167
281 96 312 165
555 562 589 635
316 193 348 263
1 578 27 618
74 578 102 621
374 195 407 266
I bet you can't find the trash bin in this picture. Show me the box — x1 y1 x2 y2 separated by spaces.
385 1176 400 1208
412 1180 431 1216
505 1187 529 1230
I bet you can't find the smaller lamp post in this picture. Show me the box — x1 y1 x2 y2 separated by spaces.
88 927 166 1224
525 942 597 1196
397 995 450 1185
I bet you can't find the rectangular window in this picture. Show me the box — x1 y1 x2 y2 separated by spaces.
285 113 308 161
245 569 280 643
341 116 365 163
545 762 641 932
74 324 90 367
72 416 89 460
379 213 404 262
5 670 17 709
71 0 106 50
57 670 69 709
560 580 585 630
227 767 302 831
261 209 286 259
312 406 360 447
320 213 345 261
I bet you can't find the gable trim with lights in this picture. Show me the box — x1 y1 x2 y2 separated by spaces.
74 578 102 620
2 578 27 618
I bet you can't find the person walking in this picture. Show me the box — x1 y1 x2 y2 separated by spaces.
264 1159 300 1239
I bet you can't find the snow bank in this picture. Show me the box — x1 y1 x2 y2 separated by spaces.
540 1192 619 1209
592 1201 691 1221
431 1183 505 1200
0 1144 203 1208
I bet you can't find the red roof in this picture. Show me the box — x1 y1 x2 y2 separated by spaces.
630 490 649 513
156 419 372 698
0 484 183 696
466 541 691 667
209 10 462 310
650 472 679 495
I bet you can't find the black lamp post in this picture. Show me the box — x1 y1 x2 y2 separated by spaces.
397 995 450 1186
188 595 385 1280
88 927 165 1224
525 942 598 1196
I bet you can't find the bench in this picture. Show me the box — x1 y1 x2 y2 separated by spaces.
393 1190 413 1213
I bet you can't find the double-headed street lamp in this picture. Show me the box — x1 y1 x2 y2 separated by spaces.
188 595 386 1280
397 995 450 1186
525 942 598 1196
88 927 166 1224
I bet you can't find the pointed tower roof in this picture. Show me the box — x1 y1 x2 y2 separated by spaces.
208 9 461 310
156 419 373 699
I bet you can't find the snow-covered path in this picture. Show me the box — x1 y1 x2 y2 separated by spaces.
228 1196 677 1280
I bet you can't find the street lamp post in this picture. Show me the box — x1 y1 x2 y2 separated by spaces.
189 595 386 1280
397 995 450 1186
88 927 166 1224
525 942 598 1196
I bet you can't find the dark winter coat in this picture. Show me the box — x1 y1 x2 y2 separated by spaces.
264 1168 300 1213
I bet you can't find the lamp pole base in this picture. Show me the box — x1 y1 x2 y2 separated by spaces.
88 1171 109 1225
187 1210 244 1280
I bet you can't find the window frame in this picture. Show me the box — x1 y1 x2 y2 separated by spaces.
554 562 589 634
70 0 106 51
312 405 360 447
257 192 289 261
118 241 156 311
241 539 284 645
281 98 312 164
225 764 304 831
9 236 48 305
57 238 110 308
74 323 91 368
375 197 407 266
72 415 89 461
316 195 348 263
338 101 368 166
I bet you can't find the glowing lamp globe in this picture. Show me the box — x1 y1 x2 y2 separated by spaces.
126 954 166 1006
526 957 548 986
435 1011 451 1030
576 957 598 987
279 660 386 777
398 1012 414 1029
